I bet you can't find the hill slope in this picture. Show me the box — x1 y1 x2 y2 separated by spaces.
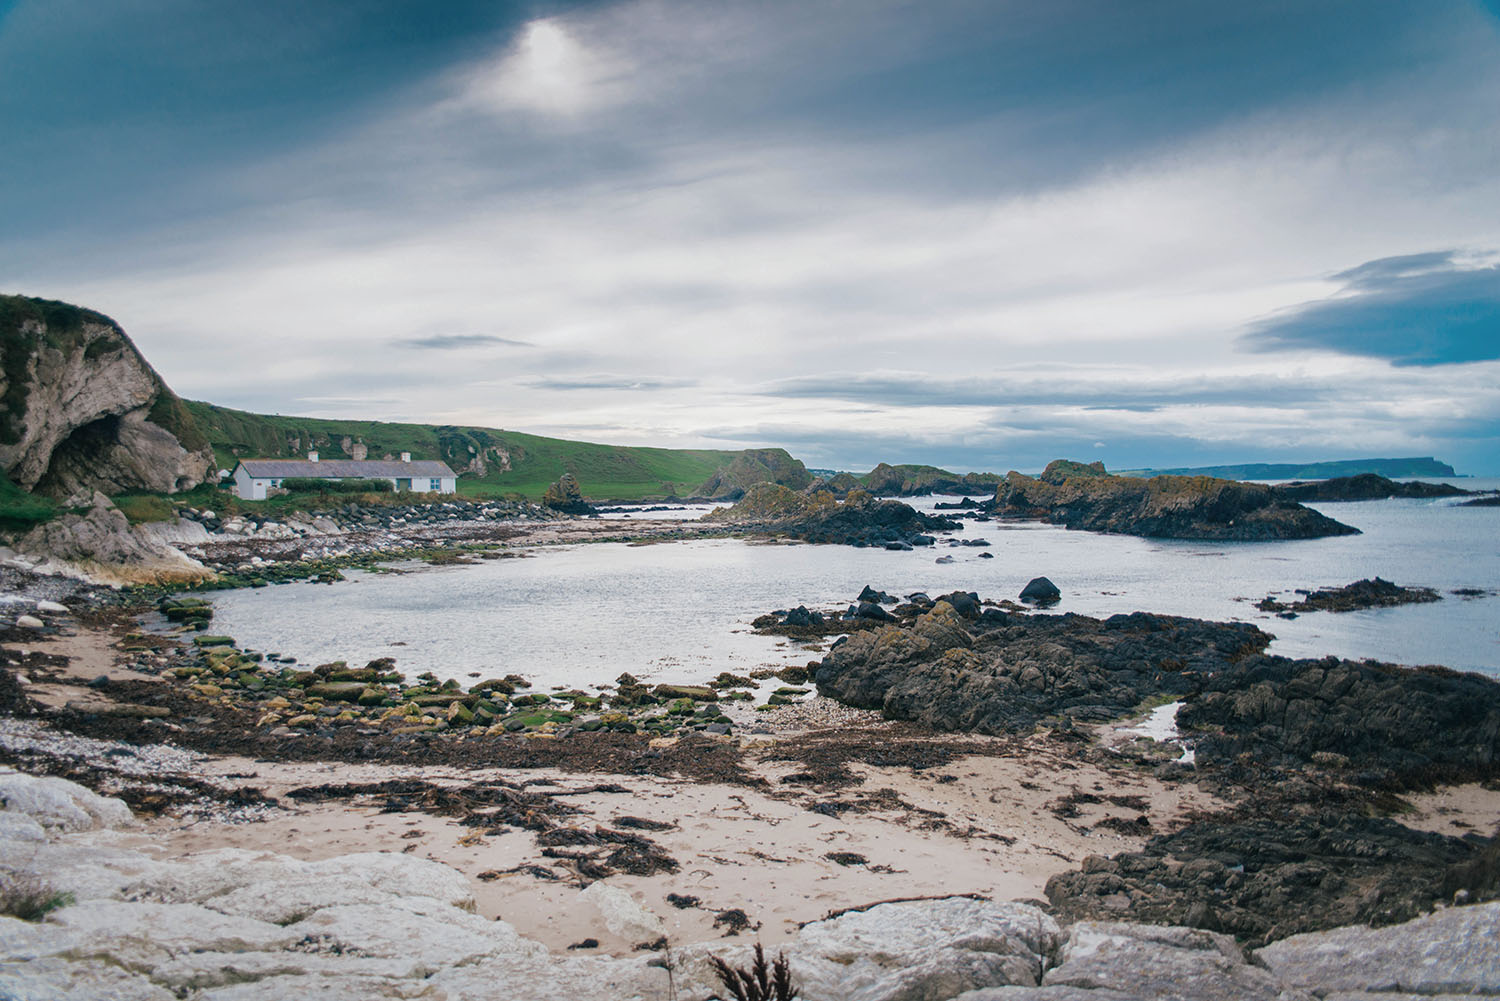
183 400 801 501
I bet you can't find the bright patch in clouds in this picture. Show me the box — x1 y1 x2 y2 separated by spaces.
466 18 634 116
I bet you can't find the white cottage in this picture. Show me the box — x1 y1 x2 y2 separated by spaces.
231 452 458 500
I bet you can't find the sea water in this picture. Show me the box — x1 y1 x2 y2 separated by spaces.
207 479 1500 689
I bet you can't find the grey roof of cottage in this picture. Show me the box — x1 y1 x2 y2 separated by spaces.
235 459 457 478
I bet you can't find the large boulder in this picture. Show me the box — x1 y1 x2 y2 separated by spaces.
1038 922 1287 1000
1256 900 1500 995
0 295 214 498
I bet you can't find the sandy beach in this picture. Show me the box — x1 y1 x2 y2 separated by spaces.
5 617 1237 954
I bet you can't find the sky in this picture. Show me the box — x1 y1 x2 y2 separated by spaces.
2 0 1498 474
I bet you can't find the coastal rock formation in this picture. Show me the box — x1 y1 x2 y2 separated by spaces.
693 448 813 501
1254 577 1442 614
541 473 595 515
815 603 1269 733
1044 812 1489 946
15 493 212 585
860 462 1002 497
993 460 1358 541
813 592 1500 783
1181 653 1500 781
1270 473 1468 502
705 483 957 547
0 296 215 498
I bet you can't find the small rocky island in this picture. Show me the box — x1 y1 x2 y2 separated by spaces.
992 459 1360 540
703 482 957 548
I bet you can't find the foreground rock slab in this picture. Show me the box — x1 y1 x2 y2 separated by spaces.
1257 903 1500 995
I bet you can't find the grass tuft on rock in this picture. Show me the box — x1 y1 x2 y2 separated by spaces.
0 873 75 922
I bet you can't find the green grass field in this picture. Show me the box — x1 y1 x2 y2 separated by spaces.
183 400 749 500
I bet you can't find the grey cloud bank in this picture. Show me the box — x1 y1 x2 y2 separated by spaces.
2 0 1498 472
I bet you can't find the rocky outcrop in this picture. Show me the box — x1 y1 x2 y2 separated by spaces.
0 296 215 498
812 592 1500 783
860 463 1003 497
693 448 814 501
704 483 957 548
1181 653 1500 781
815 602 1269 733
1254 577 1442 614
541 473 595 515
993 461 1358 540
15 493 212 585
1044 813 1489 947
1270 473 1469 502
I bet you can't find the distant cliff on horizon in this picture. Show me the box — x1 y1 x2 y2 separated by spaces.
1116 457 1457 480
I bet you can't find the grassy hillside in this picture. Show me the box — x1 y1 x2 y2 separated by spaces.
183 400 751 500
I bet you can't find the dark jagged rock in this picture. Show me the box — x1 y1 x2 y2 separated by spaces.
1462 494 1500 507
814 603 1269 734
782 605 824 627
1046 812 1491 948
703 483 957 548
1019 576 1061 605
993 460 1359 540
858 585 897 604
849 601 896 623
812 592 1500 786
933 591 981 619
1255 577 1442 614
1181 654 1500 783
541 473 596 515
1271 473 1469 502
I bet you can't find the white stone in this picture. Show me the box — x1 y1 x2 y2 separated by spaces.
1041 922 1289 1001
0 955 175 1001
34 600 69 614
284 899 545 974
46 899 301 958
0 773 134 832
149 950 425 991
423 953 668 1000
580 880 665 944
200 973 430 1001
14 614 44 628
675 898 1059 1001
1256 902 1500 995
0 808 47 842
199 851 475 923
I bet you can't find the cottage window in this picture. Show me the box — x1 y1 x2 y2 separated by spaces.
430 478 442 491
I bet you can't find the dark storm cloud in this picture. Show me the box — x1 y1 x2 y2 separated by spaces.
0 0 1474 248
0 0 600 236
1245 252 1500 366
